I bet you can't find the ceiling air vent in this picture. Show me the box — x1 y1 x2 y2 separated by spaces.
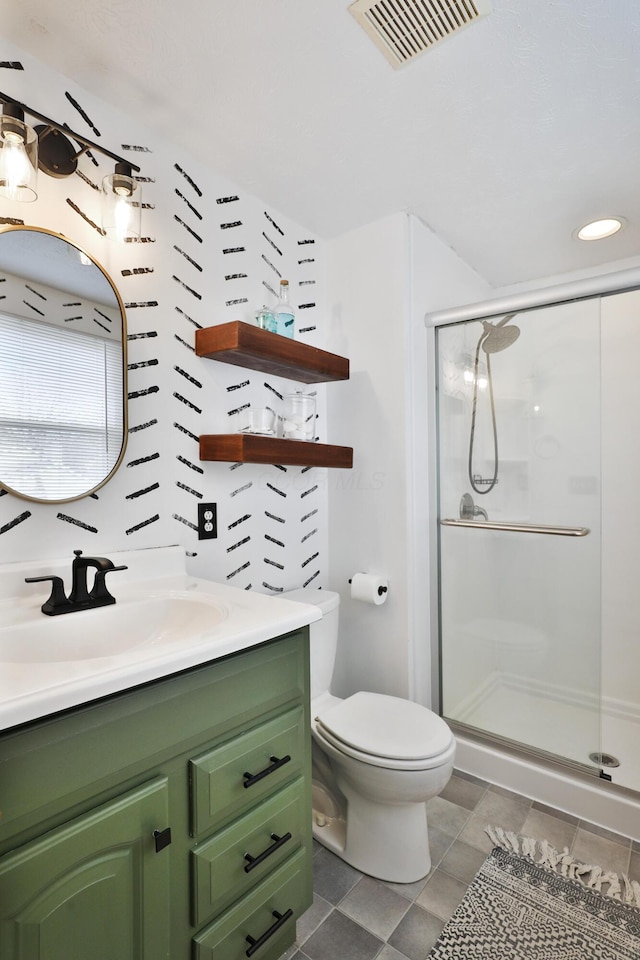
349 0 491 69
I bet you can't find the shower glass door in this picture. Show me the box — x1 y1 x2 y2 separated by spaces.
436 299 601 770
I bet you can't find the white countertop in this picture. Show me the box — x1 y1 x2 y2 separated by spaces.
0 546 321 731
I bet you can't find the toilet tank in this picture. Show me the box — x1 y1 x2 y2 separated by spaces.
282 589 340 700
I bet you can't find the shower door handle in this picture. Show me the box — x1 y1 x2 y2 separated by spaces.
440 519 590 537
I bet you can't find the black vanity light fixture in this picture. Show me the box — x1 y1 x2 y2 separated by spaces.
0 92 142 242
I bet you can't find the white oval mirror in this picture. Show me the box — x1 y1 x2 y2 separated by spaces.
0 225 127 503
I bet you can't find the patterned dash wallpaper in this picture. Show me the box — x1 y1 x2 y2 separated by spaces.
0 41 332 593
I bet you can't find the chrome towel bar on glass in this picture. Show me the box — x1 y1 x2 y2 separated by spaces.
440 519 590 537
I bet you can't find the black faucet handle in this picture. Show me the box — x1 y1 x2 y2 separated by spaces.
24 575 72 616
89 564 128 605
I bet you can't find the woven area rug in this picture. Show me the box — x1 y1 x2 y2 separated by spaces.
428 827 640 959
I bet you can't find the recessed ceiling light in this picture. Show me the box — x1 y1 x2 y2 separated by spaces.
575 217 626 241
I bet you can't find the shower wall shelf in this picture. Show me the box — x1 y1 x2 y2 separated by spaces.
196 321 353 469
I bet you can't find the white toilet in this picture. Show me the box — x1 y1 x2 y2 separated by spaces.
284 588 456 883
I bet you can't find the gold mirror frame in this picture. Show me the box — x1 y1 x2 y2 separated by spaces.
0 225 128 504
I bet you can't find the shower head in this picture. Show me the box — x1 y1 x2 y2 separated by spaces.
481 313 521 354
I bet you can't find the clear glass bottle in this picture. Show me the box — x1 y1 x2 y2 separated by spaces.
274 279 295 339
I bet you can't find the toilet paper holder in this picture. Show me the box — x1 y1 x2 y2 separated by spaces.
348 577 388 597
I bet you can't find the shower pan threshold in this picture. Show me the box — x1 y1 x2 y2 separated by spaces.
450 675 640 792
453 724 640 842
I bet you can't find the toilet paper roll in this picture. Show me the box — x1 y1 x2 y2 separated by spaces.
350 573 388 605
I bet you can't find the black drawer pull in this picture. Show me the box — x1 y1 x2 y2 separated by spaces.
245 908 293 957
244 832 293 873
243 754 291 789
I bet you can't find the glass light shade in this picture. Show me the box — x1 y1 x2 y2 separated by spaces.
101 165 141 242
0 113 38 202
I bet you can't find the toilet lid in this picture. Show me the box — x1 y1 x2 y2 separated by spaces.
315 691 453 761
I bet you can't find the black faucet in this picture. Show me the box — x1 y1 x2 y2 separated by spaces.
25 549 128 616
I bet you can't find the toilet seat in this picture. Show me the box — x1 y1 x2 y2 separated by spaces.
314 691 455 771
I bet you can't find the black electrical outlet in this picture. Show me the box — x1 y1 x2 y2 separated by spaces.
197 503 217 540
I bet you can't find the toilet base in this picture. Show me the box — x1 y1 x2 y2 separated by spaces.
312 807 347 856
312 779 432 883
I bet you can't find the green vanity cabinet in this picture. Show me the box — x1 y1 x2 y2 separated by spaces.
0 778 170 960
0 629 312 960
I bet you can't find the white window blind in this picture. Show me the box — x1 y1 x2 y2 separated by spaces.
0 313 123 500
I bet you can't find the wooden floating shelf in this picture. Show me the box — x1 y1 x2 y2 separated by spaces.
199 435 354 469
195 321 349 384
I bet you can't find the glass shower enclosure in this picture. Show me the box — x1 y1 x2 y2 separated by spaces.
436 298 602 773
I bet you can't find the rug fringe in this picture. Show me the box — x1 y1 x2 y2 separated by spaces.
485 825 640 908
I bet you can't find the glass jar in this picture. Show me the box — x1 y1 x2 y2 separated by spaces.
236 406 276 436
282 392 316 441
254 306 277 333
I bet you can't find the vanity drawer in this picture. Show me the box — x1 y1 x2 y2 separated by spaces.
191 779 305 926
0 632 308 846
190 706 305 837
193 847 308 960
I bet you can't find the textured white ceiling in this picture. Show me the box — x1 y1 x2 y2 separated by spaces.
3 0 640 287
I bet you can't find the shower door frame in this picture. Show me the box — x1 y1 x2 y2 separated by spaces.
425 264 640 782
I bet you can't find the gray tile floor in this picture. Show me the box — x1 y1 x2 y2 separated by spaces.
282 770 640 960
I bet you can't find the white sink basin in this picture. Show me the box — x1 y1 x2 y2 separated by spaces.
0 594 229 663
0 545 322 731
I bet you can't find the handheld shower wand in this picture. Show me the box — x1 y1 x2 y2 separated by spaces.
468 313 521 495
